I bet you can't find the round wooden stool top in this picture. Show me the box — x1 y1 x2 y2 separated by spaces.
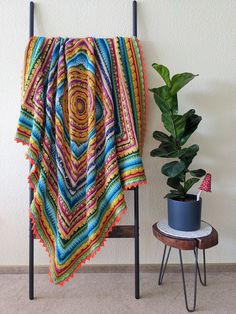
152 222 218 250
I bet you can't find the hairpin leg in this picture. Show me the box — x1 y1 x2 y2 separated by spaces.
194 249 207 286
158 245 172 285
179 249 198 312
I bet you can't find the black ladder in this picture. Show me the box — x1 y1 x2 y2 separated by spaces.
28 0 140 300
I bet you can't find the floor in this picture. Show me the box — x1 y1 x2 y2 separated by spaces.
1 272 236 314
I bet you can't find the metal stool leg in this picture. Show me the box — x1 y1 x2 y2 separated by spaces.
194 249 207 286
179 249 198 312
158 245 171 285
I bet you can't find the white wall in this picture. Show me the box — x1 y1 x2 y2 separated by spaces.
0 0 235 266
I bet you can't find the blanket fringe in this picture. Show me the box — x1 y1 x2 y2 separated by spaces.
124 179 147 190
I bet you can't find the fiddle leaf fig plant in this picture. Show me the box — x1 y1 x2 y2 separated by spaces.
150 64 206 200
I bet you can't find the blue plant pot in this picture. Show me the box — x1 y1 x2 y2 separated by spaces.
167 194 202 231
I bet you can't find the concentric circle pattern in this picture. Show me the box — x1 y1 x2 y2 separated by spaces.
15 36 148 285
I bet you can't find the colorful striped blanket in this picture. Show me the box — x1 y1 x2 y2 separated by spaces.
16 36 147 285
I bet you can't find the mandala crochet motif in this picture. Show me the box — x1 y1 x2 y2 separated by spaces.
16 36 148 285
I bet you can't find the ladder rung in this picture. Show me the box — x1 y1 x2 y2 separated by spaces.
107 225 135 238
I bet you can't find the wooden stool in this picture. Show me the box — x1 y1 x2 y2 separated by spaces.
152 220 218 312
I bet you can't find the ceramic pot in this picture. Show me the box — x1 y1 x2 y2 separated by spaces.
167 194 202 231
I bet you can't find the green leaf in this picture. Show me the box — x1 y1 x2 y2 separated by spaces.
150 149 169 158
165 192 186 200
170 190 185 195
152 63 171 88
180 144 199 167
164 193 177 199
150 143 178 158
181 144 199 158
150 86 178 114
162 113 186 139
184 178 200 193
183 109 195 121
161 161 186 177
176 173 186 182
150 147 170 158
189 169 206 177
167 177 180 189
171 72 198 95
152 131 171 143
150 87 171 114
167 178 185 192
166 93 178 114
151 144 192 159
180 114 202 145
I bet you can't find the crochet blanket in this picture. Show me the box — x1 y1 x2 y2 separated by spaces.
16 36 147 285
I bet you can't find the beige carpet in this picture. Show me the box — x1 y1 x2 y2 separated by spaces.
0 272 236 314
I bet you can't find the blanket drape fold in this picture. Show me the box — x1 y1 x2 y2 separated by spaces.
16 36 147 285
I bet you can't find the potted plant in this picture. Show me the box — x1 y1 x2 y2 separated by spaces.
150 63 208 231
